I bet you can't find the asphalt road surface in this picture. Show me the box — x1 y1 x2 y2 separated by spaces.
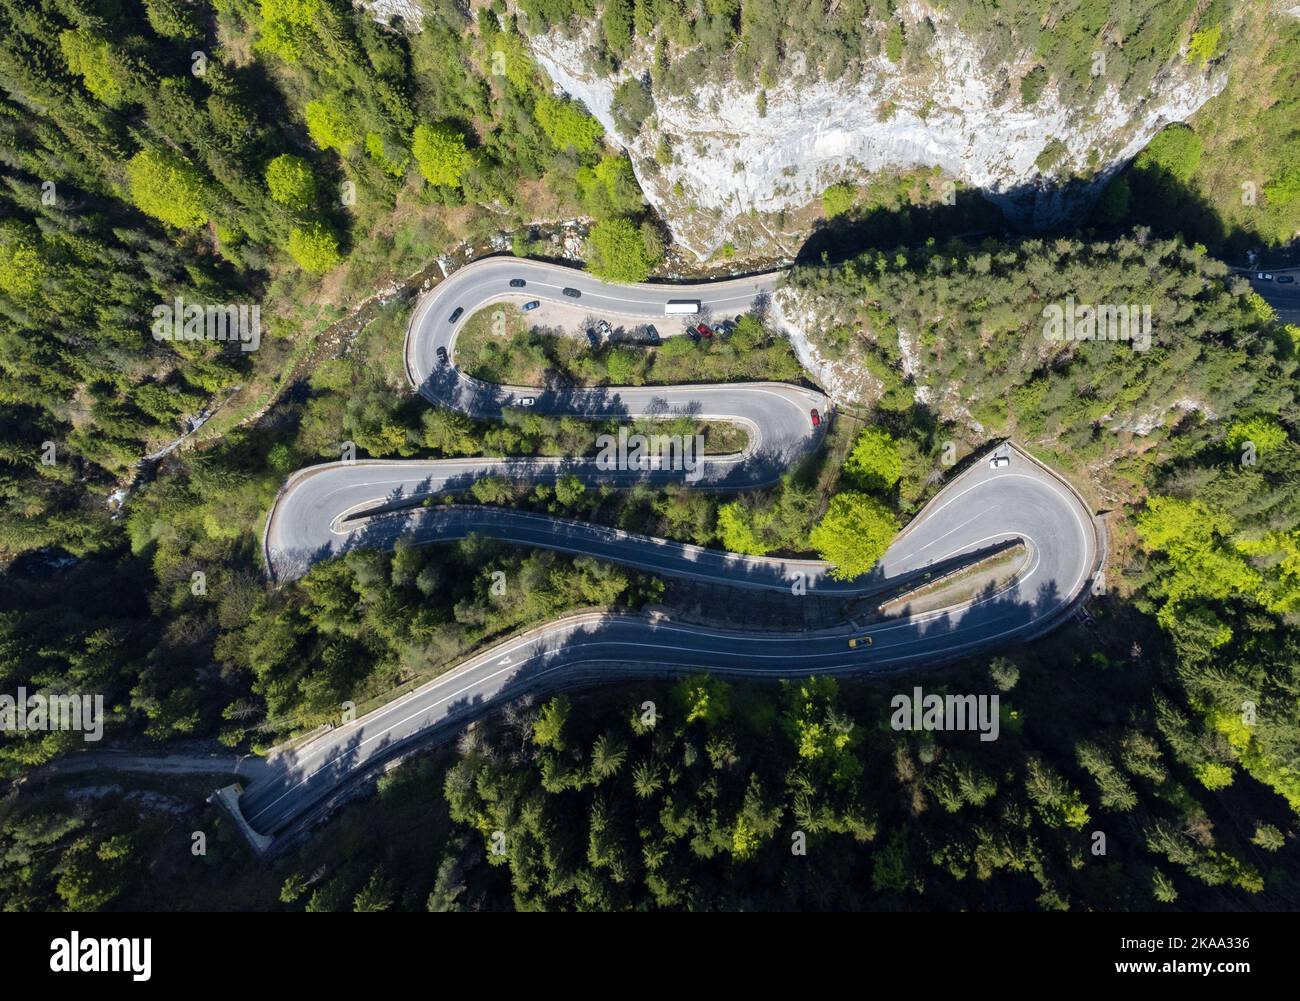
1238 266 1300 325
264 257 805 584
239 257 1101 845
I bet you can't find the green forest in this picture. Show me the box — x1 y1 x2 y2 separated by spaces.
1 0 1298 913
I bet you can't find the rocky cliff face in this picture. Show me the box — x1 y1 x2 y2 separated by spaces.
528 5 1226 261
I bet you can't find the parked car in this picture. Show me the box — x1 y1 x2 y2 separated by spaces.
1257 272 1274 281
435 346 448 365
448 307 464 323
990 454 1011 468
509 278 526 288
810 409 821 428
562 287 581 298
586 328 600 347
712 323 725 336
597 319 613 339
696 323 713 339
522 300 540 311
514 397 536 407
848 636 873 649
1278 274 1296 284
644 324 659 342
686 327 701 342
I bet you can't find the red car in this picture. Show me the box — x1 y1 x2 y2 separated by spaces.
810 409 821 427
696 323 713 339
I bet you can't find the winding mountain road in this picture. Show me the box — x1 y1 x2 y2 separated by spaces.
237 257 1101 848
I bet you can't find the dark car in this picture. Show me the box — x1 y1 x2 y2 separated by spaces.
686 327 700 342
522 300 540 311
1278 274 1296 284
562 287 581 298
448 307 464 323
436 346 448 365
509 278 526 288
810 409 821 428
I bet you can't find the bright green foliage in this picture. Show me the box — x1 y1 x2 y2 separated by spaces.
0 223 46 300
731 815 760 859
1135 124 1203 184
58 30 128 107
264 154 316 211
822 183 855 218
810 492 899 580
1265 165 1300 207
304 97 360 154
532 695 571 750
784 676 861 788
1136 497 1261 634
585 217 654 282
1226 416 1288 456
1194 761 1234 790
1188 24 1223 65
411 123 471 187
287 221 342 273
534 94 603 153
260 0 320 62
716 500 773 555
843 426 902 491
126 148 208 228
577 156 644 219
676 676 730 725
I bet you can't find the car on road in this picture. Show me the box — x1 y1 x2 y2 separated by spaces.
1256 272 1274 281
990 454 1010 468
696 322 713 339
448 307 464 323
513 397 536 407
435 346 448 365
810 408 821 428
562 287 581 298
848 636 873 648
509 278 526 288
522 300 540 311
1278 275 1296 284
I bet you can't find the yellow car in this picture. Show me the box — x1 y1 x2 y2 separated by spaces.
848 636 873 648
